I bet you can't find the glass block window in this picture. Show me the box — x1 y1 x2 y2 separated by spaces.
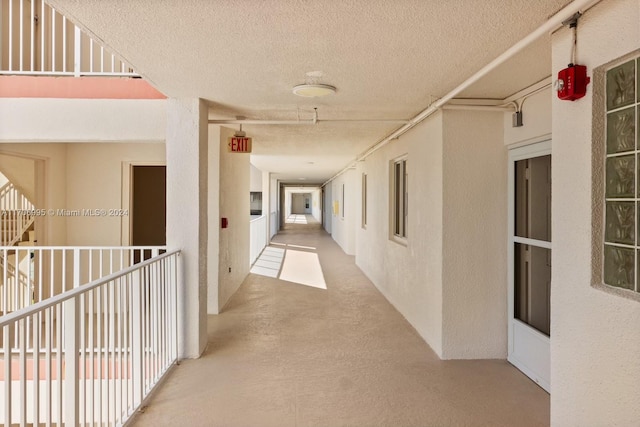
604 56 640 292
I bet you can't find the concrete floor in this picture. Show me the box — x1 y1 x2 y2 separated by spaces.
131 218 549 427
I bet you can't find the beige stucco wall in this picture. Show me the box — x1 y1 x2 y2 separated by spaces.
249 163 262 192
0 98 165 143
356 112 444 356
218 126 250 311
0 142 165 246
551 0 640 425
331 169 356 255
441 110 507 359
504 88 552 147
356 109 506 360
64 143 165 245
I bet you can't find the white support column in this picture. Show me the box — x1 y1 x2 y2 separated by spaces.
207 125 221 314
166 98 208 358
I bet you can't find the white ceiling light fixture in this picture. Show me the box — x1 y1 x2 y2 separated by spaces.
292 83 336 97
293 70 336 98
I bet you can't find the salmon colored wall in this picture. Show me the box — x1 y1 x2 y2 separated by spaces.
0 76 165 99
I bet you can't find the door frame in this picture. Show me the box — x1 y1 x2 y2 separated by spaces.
507 139 552 393
121 161 166 245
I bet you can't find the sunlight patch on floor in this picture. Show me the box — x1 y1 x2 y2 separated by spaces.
285 214 308 224
250 245 327 289
279 249 327 289
250 247 285 278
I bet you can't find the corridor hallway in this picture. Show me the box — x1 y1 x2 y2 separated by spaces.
132 226 549 427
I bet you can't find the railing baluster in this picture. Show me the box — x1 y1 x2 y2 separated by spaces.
33 311 41 426
73 25 80 77
19 317 26 427
51 6 55 72
2 249 7 315
49 249 54 305
55 304 62 427
89 37 94 73
30 0 35 72
131 268 142 409
45 307 52 427
41 0 45 72
115 277 122 422
108 278 116 424
79 291 86 424
96 286 103 426
88 288 94 427
19 0 24 71
8 0 12 70
61 15 66 73
3 323 11 427
63 296 79 426
0 0 3 71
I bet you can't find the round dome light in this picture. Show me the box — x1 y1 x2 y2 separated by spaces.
292 84 336 97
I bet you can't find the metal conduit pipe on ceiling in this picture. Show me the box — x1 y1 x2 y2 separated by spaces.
207 119 410 125
322 0 602 187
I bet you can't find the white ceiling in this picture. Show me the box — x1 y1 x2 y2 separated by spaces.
48 0 570 183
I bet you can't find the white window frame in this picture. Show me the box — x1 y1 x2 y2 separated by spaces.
390 156 408 243
361 173 367 229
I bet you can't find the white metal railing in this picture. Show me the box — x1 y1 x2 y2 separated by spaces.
0 249 179 426
0 182 35 246
0 0 138 77
250 215 267 265
0 246 166 314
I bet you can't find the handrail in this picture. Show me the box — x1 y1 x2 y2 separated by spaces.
250 214 266 223
0 248 180 327
0 245 168 250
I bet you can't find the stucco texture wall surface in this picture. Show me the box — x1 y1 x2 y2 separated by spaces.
551 0 640 425
218 126 250 311
356 112 444 357
441 110 507 359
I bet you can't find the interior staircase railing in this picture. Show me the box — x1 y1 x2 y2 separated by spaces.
0 182 35 247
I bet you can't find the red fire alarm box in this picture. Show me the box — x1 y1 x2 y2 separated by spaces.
557 64 590 101
221 218 228 229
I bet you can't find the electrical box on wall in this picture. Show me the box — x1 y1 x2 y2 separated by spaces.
556 64 590 101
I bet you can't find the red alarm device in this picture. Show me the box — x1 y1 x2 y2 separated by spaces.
556 64 590 101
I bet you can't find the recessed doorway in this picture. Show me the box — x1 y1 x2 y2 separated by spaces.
508 141 551 392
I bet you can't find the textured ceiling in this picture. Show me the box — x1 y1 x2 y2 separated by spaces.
48 0 570 182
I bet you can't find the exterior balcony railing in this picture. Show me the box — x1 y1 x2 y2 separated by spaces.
0 0 138 77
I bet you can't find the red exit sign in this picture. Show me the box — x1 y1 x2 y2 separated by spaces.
227 137 252 153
